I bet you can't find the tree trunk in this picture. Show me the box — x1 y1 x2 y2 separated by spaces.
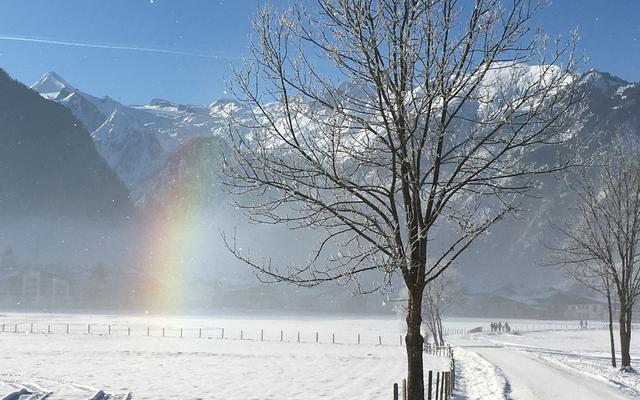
619 303 632 370
436 313 444 346
625 307 633 370
607 292 616 368
406 287 425 400
427 316 438 347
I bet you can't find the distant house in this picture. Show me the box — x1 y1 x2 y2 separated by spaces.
453 284 616 320
455 286 545 319
481 294 543 318
536 291 609 320
564 300 609 321
0 266 77 309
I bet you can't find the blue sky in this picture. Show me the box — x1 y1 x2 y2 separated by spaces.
0 0 638 105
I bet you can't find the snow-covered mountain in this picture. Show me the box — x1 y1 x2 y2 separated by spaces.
0 69 132 220
31 72 240 205
135 135 228 211
91 108 165 189
460 69 640 289
28 69 640 290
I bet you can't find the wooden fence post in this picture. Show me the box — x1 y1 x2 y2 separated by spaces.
180 328 183 338
445 372 449 399
162 328 165 337
47 324 51 334
427 370 433 400
379 335 382 345
316 332 319 343
393 383 398 400
14 324 17 333
297 331 300 342
402 378 407 400
128 327 131 336
108 325 111 335
88 324 91 334
280 330 283 341
2 323 4 332
261 329 264 341
240 329 244 340
221 328 225 339
435 372 440 400
451 360 455 390
147 327 150 336
357 333 360 344
451 368 454 393
199 328 202 338
332 333 335 344
66 323 69 334
442 371 447 399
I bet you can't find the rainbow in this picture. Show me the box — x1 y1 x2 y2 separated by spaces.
137 142 220 312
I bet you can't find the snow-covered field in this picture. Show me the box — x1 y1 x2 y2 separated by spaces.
5 312 639 399
0 312 451 400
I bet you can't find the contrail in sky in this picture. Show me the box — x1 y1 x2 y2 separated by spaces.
0 34 241 60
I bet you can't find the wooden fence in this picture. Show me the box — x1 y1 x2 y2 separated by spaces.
441 321 640 336
0 321 408 346
392 344 455 400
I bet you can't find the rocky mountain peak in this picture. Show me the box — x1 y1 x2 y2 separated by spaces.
31 71 75 99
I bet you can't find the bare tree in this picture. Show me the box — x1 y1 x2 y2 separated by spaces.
224 1 583 397
551 136 640 371
423 269 461 346
555 260 617 367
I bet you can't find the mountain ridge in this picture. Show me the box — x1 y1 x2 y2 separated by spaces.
0 68 133 220
26 68 640 290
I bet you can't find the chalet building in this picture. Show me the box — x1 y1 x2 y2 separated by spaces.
0 266 78 308
536 291 609 320
564 301 609 320
453 284 616 320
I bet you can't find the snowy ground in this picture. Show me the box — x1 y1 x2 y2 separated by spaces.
4 312 638 399
451 328 640 400
0 312 450 400
451 347 507 400
480 330 640 395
